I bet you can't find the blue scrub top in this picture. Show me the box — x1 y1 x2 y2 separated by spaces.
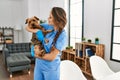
35 23 67 71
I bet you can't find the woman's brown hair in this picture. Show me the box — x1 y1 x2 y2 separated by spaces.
51 7 67 44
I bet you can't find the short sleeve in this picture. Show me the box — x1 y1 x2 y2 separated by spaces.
55 30 67 51
36 30 44 42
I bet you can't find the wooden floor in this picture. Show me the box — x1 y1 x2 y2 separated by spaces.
0 52 93 80
9 67 34 80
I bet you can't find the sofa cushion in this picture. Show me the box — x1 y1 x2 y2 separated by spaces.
24 52 31 57
6 43 31 53
7 54 31 67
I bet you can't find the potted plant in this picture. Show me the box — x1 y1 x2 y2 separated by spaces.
66 46 73 51
69 46 73 51
66 46 70 50
82 37 86 42
95 37 99 44
88 39 92 43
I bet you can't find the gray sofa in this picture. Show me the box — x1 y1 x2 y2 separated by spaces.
2 43 33 77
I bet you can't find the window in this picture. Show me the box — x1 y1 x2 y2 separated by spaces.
69 0 84 48
111 0 120 62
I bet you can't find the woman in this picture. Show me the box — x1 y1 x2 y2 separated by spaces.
26 7 67 80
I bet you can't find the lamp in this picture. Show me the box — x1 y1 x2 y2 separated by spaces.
14 25 22 43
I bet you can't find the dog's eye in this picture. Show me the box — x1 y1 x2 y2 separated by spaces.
29 21 31 23
33 20 35 21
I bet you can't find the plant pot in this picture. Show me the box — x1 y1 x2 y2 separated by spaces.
95 41 99 44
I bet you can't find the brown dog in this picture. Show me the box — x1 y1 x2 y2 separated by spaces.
25 16 52 57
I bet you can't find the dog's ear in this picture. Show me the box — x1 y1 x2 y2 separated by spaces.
25 18 29 24
34 16 39 20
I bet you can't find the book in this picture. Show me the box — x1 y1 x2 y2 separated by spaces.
85 47 94 57
76 49 83 57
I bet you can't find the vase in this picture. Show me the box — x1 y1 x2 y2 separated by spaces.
95 41 99 44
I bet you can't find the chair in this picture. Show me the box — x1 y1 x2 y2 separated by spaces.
90 55 114 80
60 60 87 80
2 43 32 77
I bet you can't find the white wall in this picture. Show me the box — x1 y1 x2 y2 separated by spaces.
84 0 120 72
22 0 41 43
0 0 25 43
39 0 65 20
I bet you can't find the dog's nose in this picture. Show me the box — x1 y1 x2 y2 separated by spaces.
32 24 35 26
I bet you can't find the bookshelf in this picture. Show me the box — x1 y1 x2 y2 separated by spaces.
0 27 14 50
61 50 76 62
61 42 104 76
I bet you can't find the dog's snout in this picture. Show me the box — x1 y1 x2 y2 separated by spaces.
32 23 35 26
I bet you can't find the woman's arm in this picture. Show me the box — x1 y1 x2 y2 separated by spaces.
34 47 60 61
34 30 67 61
26 26 44 41
26 26 39 33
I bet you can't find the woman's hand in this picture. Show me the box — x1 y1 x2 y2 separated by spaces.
34 45 42 58
34 45 60 61
34 46 60 61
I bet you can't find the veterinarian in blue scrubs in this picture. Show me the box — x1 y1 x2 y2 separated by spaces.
26 7 67 80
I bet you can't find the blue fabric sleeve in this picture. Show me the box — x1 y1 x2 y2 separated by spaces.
40 23 54 30
55 30 67 51
36 30 44 42
35 30 49 53
31 45 35 57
